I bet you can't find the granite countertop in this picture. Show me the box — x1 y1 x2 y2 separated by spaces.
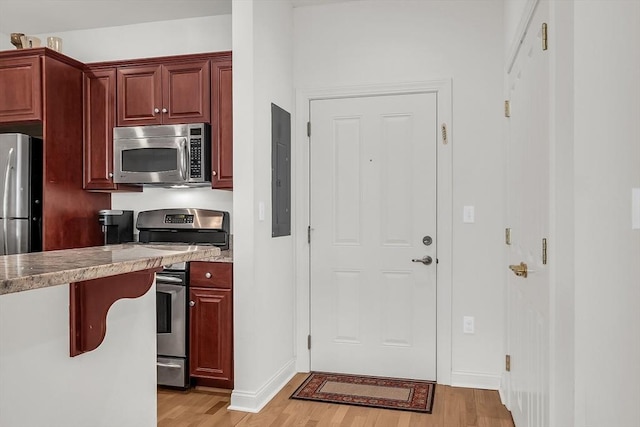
0 243 223 296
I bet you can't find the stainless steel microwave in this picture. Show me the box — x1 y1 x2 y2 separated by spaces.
113 123 211 185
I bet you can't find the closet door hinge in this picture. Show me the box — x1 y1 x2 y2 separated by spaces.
307 335 311 350
505 228 512 245
506 354 511 372
542 238 548 265
504 100 511 118
307 226 311 244
542 23 548 51
307 121 311 137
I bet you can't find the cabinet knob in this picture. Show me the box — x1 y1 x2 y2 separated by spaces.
108 172 113 178
162 108 168 113
205 272 212 279
154 108 160 114
189 301 195 307
212 171 217 177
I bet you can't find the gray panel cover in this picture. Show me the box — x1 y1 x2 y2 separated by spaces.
271 104 291 237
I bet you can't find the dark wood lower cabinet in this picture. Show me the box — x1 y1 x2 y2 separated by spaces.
189 286 233 388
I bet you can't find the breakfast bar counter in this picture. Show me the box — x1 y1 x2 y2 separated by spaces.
0 243 224 427
0 243 222 295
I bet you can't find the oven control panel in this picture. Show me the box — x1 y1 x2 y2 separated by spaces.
164 214 194 224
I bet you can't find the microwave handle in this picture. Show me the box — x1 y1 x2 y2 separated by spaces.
178 138 188 181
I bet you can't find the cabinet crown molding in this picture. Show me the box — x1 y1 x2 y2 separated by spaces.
86 51 232 71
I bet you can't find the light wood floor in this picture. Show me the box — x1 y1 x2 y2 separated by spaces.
158 373 514 427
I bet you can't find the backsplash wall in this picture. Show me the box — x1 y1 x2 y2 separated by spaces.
112 187 233 235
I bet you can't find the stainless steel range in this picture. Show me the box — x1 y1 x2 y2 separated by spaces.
136 208 230 388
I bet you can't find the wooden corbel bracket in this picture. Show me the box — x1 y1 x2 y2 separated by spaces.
69 268 161 357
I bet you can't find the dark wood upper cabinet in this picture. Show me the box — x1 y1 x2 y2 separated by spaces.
0 48 110 250
116 60 209 127
163 61 210 125
84 69 141 192
211 59 233 189
189 261 233 389
0 55 42 123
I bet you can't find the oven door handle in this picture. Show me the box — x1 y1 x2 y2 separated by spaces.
156 274 184 284
157 362 182 369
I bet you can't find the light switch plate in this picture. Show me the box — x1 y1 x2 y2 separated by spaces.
633 188 640 230
463 316 475 334
463 206 475 223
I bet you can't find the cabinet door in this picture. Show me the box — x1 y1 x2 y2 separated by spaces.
116 65 162 126
84 69 141 192
211 59 233 189
0 56 42 123
189 287 233 387
162 60 210 125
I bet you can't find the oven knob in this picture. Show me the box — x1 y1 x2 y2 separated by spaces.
189 301 195 307
205 272 212 279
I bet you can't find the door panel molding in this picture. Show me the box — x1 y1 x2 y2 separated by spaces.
294 79 453 384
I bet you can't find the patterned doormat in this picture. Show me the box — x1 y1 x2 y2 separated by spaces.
290 372 436 413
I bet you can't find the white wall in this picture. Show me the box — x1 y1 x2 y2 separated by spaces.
548 1 576 425
573 1 640 426
0 32 12 50
32 15 231 63
230 0 296 412
293 0 505 386
0 284 156 427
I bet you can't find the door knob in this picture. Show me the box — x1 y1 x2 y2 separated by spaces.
509 262 528 278
412 255 433 265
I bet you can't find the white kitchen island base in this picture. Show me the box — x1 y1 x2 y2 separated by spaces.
0 282 157 427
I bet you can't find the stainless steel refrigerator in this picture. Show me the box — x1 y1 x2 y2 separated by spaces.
0 134 43 255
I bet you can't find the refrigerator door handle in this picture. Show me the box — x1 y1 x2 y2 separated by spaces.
2 148 14 255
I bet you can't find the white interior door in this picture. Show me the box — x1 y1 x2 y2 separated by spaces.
310 93 437 380
506 2 550 426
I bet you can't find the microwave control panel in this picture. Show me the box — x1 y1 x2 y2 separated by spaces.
189 137 202 179
189 126 204 180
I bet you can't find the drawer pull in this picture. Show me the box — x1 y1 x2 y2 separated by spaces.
205 272 212 279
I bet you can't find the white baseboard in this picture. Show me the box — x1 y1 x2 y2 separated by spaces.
499 372 509 406
450 371 501 390
228 358 296 413
499 386 507 406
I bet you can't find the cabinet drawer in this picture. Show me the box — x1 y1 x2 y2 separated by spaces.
190 262 232 288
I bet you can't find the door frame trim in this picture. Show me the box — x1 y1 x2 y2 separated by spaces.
294 80 453 384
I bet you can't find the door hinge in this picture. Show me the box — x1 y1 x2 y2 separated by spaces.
307 121 311 137
506 354 511 372
542 238 548 265
441 123 448 145
307 226 311 244
542 23 548 51
504 100 511 118
307 335 311 350
505 228 511 245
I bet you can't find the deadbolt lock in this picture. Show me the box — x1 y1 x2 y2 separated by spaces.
423 236 432 246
